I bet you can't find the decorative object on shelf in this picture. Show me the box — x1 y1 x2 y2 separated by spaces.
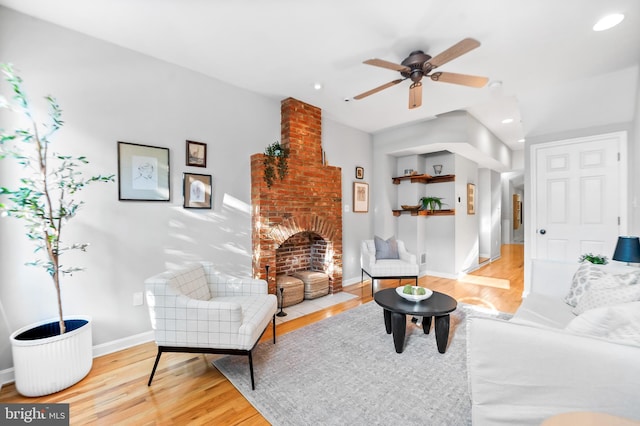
433 164 443 175
355 166 364 179
420 196 447 213
353 182 369 213
578 253 608 265
183 173 212 209
186 140 207 167
403 168 414 176
467 183 476 215
612 236 640 265
118 141 170 201
401 204 421 211
0 64 114 396
263 141 289 188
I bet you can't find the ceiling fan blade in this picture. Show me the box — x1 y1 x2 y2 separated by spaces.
354 79 405 100
427 38 481 69
409 82 422 109
363 58 411 73
430 71 488 88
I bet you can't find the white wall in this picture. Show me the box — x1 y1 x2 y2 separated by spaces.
490 169 502 259
322 119 372 285
454 155 479 274
478 169 492 258
633 66 640 235
0 7 371 372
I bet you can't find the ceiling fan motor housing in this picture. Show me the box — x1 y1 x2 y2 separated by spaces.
401 50 432 82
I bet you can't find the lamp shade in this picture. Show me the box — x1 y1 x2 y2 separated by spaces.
612 236 640 263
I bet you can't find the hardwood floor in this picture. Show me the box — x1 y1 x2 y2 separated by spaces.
0 244 524 425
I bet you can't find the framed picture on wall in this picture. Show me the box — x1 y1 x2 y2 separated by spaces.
186 140 207 167
183 173 212 209
467 183 476 215
353 182 369 213
117 141 170 201
355 166 364 179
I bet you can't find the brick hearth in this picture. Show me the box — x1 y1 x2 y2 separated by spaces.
251 98 343 294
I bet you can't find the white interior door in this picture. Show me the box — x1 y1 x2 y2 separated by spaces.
531 132 626 262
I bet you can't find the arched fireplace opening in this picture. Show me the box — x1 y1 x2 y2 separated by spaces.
276 232 333 277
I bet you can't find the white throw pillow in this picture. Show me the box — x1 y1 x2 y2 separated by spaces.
565 264 640 307
566 301 640 346
564 263 605 307
573 279 640 315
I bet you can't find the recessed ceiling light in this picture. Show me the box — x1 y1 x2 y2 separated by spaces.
501 118 514 124
593 13 624 31
488 80 503 89
313 82 323 90
518 138 525 143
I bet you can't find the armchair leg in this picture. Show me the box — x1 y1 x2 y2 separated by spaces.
272 314 276 344
148 348 163 386
248 351 255 390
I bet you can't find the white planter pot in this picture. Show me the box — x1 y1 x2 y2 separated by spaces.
10 316 93 397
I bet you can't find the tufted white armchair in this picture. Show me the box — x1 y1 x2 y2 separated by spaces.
361 238 419 296
144 261 277 390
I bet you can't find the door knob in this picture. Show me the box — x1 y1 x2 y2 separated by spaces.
539 229 546 235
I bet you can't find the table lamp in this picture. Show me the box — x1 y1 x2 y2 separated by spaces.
612 236 640 265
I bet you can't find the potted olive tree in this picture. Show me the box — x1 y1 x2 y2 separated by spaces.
0 64 113 396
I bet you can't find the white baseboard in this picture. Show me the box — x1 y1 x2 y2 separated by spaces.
425 270 458 280
0 330 155 387
341 276 364 286
92 330 155 357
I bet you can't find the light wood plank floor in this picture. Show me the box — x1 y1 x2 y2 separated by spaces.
0 244 524 425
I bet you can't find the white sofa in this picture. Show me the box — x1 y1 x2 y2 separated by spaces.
361 238 419 296
145 261 277 389
467 259 640 425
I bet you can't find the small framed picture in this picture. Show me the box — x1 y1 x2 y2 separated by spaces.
183 173 212 209
355 166 364 180
186 140 207 167
353 182 369 213
467 183 476 215
117 141 170 201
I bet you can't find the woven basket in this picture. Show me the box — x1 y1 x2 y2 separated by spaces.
291 270 329 300
276 275 305 307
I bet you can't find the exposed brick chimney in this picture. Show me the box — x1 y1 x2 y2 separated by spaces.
251 98 343 294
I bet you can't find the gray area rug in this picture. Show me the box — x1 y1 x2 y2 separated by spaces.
213 301 510 426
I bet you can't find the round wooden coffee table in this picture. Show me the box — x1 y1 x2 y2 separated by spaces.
374 288 457 354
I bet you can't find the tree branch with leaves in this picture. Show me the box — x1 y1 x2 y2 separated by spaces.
0 64 114 334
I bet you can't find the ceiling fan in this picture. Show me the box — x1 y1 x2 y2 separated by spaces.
354 38 489 109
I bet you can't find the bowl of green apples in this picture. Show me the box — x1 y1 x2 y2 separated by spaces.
396 284 433 302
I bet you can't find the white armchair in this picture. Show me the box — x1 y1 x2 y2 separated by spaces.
144 261 277 390
361 238 419 296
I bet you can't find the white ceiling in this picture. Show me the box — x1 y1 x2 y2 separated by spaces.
1 0 639 154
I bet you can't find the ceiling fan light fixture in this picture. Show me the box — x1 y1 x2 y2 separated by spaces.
593 13 624 31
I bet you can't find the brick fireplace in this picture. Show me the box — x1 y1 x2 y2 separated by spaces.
251 98 343 295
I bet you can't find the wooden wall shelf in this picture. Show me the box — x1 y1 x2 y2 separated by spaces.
392 174 455 184
392 209 455 217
